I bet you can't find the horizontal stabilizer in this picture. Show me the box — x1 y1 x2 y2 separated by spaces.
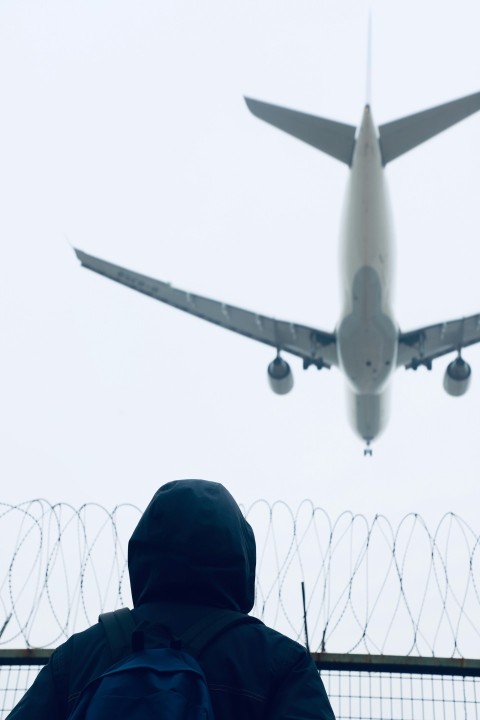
245 97 356 165
379 90 480 164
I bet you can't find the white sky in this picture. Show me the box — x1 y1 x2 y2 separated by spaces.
1 0 480 528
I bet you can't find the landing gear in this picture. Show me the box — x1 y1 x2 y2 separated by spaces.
364 441 373 457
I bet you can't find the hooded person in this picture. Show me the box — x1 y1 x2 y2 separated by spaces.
7 480 335 720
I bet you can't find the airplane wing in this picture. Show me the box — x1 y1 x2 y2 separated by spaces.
398 313 480 369
75 249 338 368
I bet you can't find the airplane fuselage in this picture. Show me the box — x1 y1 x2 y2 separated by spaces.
336 106 398 442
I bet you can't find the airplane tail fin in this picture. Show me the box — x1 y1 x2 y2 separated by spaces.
245 97 356 165
379 90 480 164
366 11 372 107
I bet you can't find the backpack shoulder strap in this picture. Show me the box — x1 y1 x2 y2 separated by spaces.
99 607 262 663
99 608 136 664
180 610 262 659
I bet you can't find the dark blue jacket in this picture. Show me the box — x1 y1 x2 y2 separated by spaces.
8 480 335 719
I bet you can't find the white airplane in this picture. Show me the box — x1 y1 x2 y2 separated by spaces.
75 89 480 453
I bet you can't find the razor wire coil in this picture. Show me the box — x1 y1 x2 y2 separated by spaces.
0 499 479 656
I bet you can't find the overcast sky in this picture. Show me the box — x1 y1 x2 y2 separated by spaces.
1 0 480 529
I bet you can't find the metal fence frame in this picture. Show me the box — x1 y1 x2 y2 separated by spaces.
2 650 479 719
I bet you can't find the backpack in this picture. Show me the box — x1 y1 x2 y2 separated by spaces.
68 607 259 720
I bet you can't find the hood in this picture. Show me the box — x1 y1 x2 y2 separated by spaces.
128 480 256 613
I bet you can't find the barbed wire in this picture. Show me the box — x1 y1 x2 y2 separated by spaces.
0 499 479 656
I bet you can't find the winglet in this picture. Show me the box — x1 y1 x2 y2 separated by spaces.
74 247 87 265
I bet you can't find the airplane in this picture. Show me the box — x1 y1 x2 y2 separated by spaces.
74 88 480 453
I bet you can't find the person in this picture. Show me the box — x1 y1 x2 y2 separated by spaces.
8 480 335 719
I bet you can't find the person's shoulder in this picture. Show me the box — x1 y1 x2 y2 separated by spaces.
51 619 109 680
247 616 309 649
231 616 313 670
62 620 106 653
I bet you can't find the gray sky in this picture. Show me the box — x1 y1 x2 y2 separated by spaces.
1 0 480 527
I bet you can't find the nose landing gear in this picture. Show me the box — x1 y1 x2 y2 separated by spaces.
364 441 373 457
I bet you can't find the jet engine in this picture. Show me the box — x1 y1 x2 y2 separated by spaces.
267 356 293 395
443 356 471 396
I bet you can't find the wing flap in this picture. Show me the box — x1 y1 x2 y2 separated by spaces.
75 249 338 367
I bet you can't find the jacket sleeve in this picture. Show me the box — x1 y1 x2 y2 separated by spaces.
6 651 65 720
269 649 336 720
